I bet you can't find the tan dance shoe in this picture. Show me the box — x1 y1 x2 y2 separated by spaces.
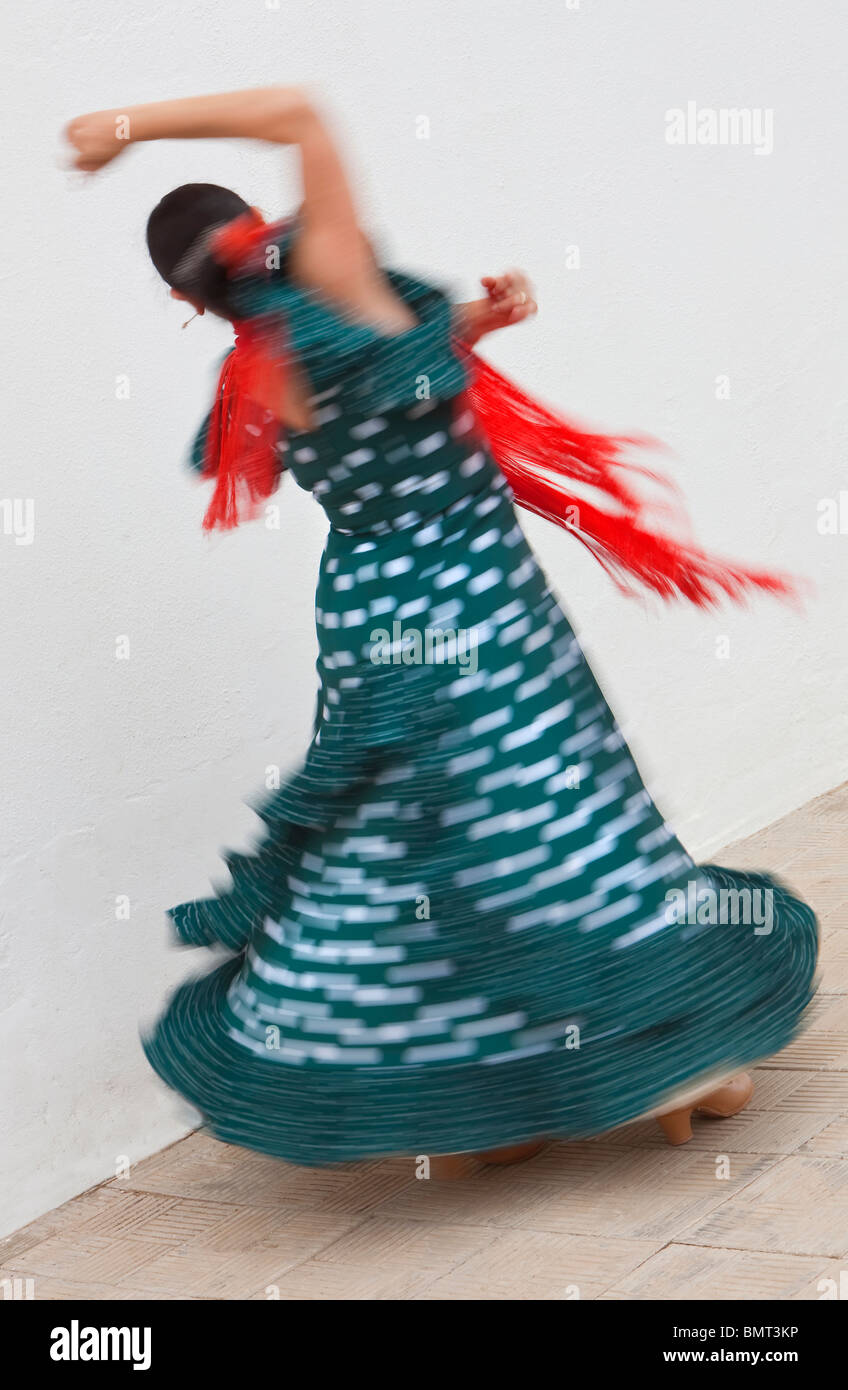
657 1072 755 1145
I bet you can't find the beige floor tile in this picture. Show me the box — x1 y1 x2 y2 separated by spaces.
819 922 848 958
681 1156 848 1256
480 1140 630 1183
255 1259 437 1300
799 1118 848 1158
677 1108 834 1155
740 1068 814 1107
557 1119 669 1149
505 1152 775 1241
251 1163 414 1215
211 1210 360 1272
200 1205 352 1254
0 1189 112 1264
313 1216 501 1276
115 1243 265 1298
605 1243 841 1300
781 857 848 914
415 1230 657 1301
122 1198 239 1246
820 900 848 928
763 1033 848 1071
15 1232 167 1285
794 1259 848 1300
768 1074 848 1113
0 1271 166 1301
810 995 848 1030
107 1146 305 1207
370 1171 560 1229
72 1189 181 1238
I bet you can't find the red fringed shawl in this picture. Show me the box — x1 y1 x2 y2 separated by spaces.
464 354 795 607
198 211 797 608
198 210 285 531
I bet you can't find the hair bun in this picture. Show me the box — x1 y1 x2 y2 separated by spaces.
210 209 269 274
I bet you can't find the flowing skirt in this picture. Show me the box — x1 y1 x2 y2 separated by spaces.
144 480 818 1162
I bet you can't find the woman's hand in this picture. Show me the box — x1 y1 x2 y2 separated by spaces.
456 269 538 346
64 110 130 172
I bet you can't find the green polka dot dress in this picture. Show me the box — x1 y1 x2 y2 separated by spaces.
143 225 818 1162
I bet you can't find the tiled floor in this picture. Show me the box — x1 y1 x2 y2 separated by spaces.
4 783 848 1300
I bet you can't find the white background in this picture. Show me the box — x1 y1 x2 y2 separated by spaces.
2 0 846 1235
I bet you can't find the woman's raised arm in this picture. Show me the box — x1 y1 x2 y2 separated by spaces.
64 87 408 324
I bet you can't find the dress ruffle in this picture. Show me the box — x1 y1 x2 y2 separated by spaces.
167 661 456 955
146 865 816 1164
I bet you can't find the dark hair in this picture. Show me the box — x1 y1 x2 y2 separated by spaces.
146 182 251 317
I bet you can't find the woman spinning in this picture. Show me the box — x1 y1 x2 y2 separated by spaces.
65 87 817 1171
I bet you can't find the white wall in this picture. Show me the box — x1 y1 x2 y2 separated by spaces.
2 0 846 1236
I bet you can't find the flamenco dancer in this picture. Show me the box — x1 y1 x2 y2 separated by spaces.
66 88 817 1171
